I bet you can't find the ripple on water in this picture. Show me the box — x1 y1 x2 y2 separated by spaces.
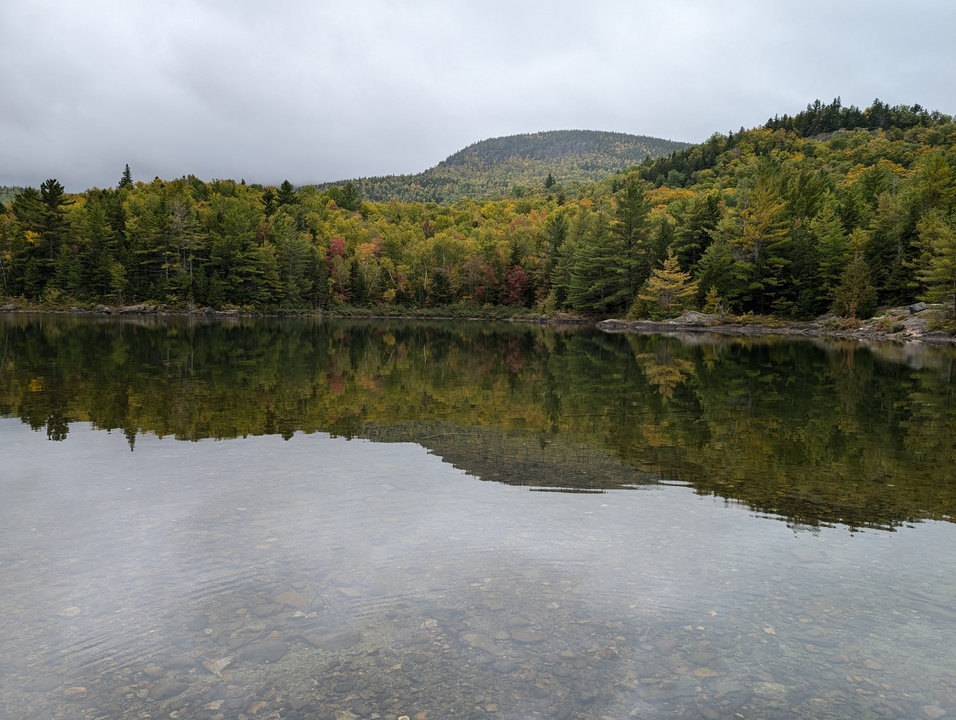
1 428 955 719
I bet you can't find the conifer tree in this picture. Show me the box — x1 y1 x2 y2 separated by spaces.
276 180 298 207
832 253 877 319
567 212 631 314
915 211 956 316
636 249 699 319
812 193 850 298
702 286 724 314
118 164 133 189
612 175 651 297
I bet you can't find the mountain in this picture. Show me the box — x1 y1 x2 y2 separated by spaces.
0 186 24 206
312 129 691 203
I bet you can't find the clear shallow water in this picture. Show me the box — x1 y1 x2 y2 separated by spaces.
2 421 956 719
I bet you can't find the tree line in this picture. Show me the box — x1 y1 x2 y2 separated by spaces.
1 100 955 319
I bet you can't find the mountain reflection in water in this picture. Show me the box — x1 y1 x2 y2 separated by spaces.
1 312 954 531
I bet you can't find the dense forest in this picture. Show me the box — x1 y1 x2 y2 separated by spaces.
1 99 954 321
311 130 691 203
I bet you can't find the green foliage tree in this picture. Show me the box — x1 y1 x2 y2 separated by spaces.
863 190 912 305
567 211 631 315
328 181 363 213
811 193 850 300
118 164 133 189
696 239 745 311
914 211 956 316
671 192 720 271
10 180 70 296
276 180 298 207
612 175 652 297
427 267 453 306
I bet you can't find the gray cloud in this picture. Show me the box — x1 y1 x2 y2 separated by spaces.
1 0 953 192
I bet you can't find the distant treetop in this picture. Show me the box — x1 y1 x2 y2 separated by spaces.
764 97 949 138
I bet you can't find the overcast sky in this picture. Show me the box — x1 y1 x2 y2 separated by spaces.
2 0 953 192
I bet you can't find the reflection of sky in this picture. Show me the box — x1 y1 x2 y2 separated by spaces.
2 418 956 711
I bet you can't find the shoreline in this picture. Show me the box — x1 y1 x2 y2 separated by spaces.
597 307 956 346
2 302 955 345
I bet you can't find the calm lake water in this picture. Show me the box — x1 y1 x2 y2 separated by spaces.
1 314 955 719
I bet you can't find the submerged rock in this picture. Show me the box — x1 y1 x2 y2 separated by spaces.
23 676 64 692
147 677 188 700
238 640 288 664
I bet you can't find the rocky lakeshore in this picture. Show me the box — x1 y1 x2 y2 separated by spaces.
597 304 956 346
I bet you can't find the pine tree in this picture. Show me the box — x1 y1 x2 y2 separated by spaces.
328 181 363 212
915 211 956 316
567 212 631 314
671 191 720 271
696 238 745 311
118 164 133 189
812 194 849 297
612 175 651 297
276 180 298 207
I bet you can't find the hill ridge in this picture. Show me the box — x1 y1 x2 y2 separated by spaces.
313 128 690 203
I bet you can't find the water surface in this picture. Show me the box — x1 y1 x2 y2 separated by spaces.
1 315 955 719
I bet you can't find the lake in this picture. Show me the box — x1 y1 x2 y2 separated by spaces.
1 313 955 719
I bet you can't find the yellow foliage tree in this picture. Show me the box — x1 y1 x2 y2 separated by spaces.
635 250 699 319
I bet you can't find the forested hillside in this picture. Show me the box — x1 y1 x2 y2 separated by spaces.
1 99 954 322
0 186 23 206
312 130 690 203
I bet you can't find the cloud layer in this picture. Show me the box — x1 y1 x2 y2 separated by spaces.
2 0 953 191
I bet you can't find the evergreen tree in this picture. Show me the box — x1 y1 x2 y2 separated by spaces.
612 175 651 297
914 211 956 316
348 257 368 304
541 210 569 298
75 194 119 299
427 267 453 306
276 180 298 207
696 238 745 312
671 192 720 271
118 164 133 189
262 188 277 218
863 190 912 305
567 212 630 314
812 193 850 299
328 181 363 213
11 180 70 295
